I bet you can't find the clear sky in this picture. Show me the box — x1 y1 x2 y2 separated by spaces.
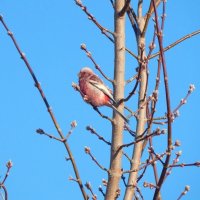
0 1 199 200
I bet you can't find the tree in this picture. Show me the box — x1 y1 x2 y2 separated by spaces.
0 0 199 199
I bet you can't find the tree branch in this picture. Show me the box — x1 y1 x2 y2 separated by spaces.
118 0 131 17
142 0 161 37
150 29 200 59
75 0 138 59
0 15 88 200
152 0 173 199
124 5 148 198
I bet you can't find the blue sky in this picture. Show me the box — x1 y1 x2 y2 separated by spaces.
0 1 199 199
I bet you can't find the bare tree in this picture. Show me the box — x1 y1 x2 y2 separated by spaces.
0 0 199 200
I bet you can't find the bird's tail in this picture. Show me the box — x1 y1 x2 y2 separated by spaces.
110 104 129 123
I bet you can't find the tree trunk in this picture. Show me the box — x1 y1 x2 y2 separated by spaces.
105 0 126 199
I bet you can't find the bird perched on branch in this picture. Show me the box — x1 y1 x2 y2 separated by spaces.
78 67 129 123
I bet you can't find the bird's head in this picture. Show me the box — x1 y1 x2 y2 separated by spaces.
78 67 93 78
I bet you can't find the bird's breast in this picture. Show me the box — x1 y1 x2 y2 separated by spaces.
79 80 110 107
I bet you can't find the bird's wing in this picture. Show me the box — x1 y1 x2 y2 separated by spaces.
88 79 116 103
89 74 104 84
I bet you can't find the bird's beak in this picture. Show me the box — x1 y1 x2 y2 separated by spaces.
77 72 80 77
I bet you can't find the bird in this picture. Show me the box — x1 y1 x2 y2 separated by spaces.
78 67 129 123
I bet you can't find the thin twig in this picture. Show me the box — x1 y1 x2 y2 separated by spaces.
86 126 111 145
75 0 114 41
124 106 136 120
165 151 182 180
121 127 166 149
148 138 160 189
126 74 138 84
151 84 195 125
124 123 136 137
137 156 150 183
36 129 66 142
143 181 159 189
84 147 109 172
127 6 138 37
122 43 145 102
99 186 106 197
93 107 113 122
0 191 5 200
122 151 132 164
66 120 77 140
1 161 12 185
85 182 97 200
121 174 127 187
69 176 80 183
109 0 115 8
136 186 144 200
149 147 165 165
0 161 12 200
123 152 166 174
143 58 161 189
0 185 7 200
127 94 154 119
80 44 113 82
168 161 200 168
177 185 190 200
172 84 195 114
125 46 138 60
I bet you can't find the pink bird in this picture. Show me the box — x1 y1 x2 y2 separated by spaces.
78 67 129 123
